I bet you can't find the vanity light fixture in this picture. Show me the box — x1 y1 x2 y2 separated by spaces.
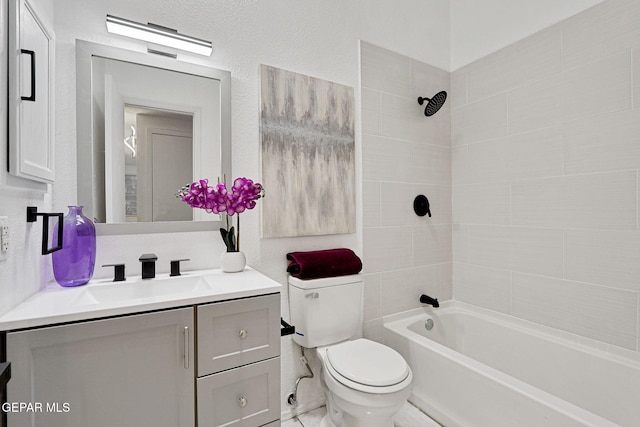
105 15 213 56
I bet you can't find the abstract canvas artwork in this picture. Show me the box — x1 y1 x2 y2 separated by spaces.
260 65 355 238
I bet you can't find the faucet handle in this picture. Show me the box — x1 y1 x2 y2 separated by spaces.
102 264 126 282
170 259 190 277
139 253 158 262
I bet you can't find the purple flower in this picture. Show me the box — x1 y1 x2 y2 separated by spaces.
177 177 264 252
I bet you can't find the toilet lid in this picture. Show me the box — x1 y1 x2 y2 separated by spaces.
326 339 409 387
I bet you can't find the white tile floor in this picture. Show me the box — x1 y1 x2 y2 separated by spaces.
281 401 441 427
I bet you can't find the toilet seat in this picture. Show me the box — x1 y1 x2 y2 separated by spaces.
324 339 411 394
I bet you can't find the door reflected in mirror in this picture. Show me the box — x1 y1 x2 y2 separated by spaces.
122 106 193 223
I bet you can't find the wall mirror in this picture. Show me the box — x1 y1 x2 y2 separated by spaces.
76 40 231 235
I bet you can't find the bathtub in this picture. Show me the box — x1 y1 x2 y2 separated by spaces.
383 301 640 427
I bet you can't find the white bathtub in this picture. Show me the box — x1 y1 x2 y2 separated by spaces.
383 301 640 427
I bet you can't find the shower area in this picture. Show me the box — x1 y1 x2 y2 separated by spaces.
361 0 640 423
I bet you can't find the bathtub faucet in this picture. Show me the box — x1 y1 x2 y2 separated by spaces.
420 294 439 308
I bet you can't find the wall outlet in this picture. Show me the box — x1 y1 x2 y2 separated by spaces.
0 216 9 261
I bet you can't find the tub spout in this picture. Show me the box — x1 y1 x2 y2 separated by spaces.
420 294 439 308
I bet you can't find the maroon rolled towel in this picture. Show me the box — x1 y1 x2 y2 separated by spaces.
286 248 363 280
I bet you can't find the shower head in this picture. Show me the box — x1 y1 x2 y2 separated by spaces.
418 91 447 117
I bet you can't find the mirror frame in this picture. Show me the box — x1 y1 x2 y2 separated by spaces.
76 40 231 235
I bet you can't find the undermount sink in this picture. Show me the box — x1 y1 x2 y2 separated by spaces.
77 275 214 305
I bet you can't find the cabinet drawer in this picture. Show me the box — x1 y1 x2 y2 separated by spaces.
197 294 280 376
197 357 280 427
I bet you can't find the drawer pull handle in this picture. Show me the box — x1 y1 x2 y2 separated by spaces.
238 396 248 408
238 329 248 339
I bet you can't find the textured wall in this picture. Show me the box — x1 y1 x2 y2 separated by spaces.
451 0 640 352
360 42 453 342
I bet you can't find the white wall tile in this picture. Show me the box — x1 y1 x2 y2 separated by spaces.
453 262 511 314
509 51 631 135
564 229 640 292
361 88 381 136
360 42 412 97
413 224 452 266
362 134 412 181
441 263 453 301
363 180 381 227
560 51 631 123
512 273 638 350
452 93 508 145
363 226 414 274
452 182 510 225
451 144 468 185
410 142 451 186
462 126 563 184
467 25 561 103
507 127 564 180
450 67 468 109
468 225 563 278
439 184 453 225
467 138 509 184
562 0 640 70
511 171 637 229
381 93 451 145
380 265 441 315
452 223 469 263
563 109 640 174
508 72 564 135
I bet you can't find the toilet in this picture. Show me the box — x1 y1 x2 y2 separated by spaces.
288 274 412 427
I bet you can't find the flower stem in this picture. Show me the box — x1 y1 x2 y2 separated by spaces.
236 216 240 252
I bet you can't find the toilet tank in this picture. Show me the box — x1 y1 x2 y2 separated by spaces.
288 274 363 348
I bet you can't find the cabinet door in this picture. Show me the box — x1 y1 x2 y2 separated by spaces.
8 0 55 183
6 308 195 427
197 294 280 376
197 357 280 427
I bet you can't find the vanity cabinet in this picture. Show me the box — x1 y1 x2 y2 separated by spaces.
8 0 55 183
6 307 195 427
4 293 281 427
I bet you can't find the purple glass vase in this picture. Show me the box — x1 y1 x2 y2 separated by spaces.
52 206 96 287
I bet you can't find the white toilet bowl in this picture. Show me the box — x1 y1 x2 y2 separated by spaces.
316 339 413 427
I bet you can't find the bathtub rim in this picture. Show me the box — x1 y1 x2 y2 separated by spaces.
383 300 640 368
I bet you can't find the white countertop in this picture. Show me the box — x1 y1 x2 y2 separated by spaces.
0 267 281 331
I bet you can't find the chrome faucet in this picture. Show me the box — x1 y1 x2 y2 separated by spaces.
420 294 439 308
